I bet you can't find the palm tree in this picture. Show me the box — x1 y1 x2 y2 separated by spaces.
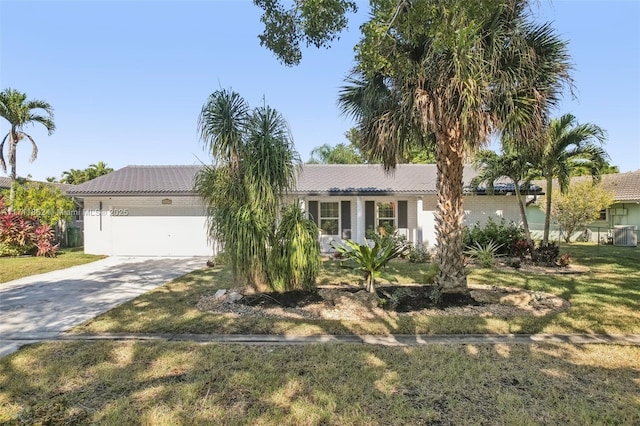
87 162 113 180
195 89 301 291
471 148 536 246
60 168 86 185
0 88 55 207
533 113 608 245
339 0 571 296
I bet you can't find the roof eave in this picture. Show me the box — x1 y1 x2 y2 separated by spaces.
67 191 197 197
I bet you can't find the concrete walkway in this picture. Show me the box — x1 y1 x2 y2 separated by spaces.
0 256 207 357
3 332 640 348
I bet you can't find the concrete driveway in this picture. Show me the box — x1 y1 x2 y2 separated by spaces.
0 256 206 357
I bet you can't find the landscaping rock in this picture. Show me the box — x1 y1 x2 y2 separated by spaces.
226 291 243 303
214 289 227 299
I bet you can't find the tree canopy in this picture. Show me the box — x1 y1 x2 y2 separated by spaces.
60 162 114 184
0 88 55 207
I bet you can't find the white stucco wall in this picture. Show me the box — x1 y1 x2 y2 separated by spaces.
418 194 522 249
82 196 212 256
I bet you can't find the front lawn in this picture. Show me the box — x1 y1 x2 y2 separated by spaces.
1 341 638 424
72 243 640 336
3 243 639 424
0 249 105 284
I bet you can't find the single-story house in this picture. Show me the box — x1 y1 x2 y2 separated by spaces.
526 170 640 245
68 164 533 256
0 176 11 191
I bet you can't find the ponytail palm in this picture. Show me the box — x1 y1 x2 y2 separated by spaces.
339 0 571 295
195 89 301 291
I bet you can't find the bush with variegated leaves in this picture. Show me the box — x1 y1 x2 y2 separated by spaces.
0 196 58 257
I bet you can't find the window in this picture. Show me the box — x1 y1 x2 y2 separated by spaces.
319 202 339 235
598 209 607 221
377 202 395 228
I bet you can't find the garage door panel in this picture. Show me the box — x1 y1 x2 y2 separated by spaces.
110 209 211 256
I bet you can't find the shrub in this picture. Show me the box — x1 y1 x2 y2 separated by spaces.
464 240 503 268
557 253 571 267
0 196 57 257
269 203 320 292
510 239 532 259
407 243 430 264
531 242 560 266
463 217 524 257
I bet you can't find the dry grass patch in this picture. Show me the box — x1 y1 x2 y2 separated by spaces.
1 341 638 425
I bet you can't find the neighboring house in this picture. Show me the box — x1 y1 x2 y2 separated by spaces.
0 177 82 246
527 170 640 245
68 164 530 256
0 176 11 191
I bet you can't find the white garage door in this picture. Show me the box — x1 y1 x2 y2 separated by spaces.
110 206 211 256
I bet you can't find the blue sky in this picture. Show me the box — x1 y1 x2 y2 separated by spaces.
1 0 639 181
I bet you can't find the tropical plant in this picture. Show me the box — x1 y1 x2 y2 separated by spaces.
307 142 365 164
4 182 76 226
0 196 58 257
195 89 301 291
463 217 525 257
269 203 321 292
471 148 536 245
0 88 55 207
61 162 114 184
337 1 571 296
464 240 504 269
332 236 408 293
532 113 608 245
545 180 613 243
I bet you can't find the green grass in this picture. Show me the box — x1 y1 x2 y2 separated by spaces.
3 244 639 424
72 243 640 336
0 248 105 283
1 341 638 425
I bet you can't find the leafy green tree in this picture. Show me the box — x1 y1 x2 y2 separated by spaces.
255 0 358 66
3 182 75 226
544 180 613 243
195 89 307 291
337 1 571 295
0 88 55 207
532 113 608 245
471 148 536 245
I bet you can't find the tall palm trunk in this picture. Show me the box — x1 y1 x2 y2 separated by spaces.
543 176 553 245
514 185 533 246
8 132 18 210
434 135 468 295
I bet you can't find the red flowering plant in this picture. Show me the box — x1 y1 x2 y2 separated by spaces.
0 196 58 257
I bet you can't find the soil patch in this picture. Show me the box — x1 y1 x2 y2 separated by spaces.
197 284 569 321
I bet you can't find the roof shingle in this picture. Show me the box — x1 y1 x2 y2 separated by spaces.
67 165 201 196
68 164 482 196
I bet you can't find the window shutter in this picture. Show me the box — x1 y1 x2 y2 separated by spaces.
398 200 408 228
365 201 375 233
341 201 351 239
308 201 319 226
